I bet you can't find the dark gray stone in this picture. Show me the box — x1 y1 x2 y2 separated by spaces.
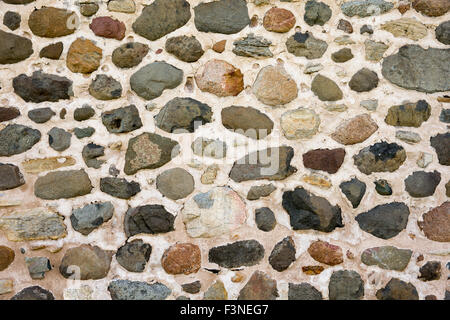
255 207 277 231
108 280 171 300
286 32 328 59
34 169 93 200
339 178 366 208
74 127 95 139
28 108 55 124
116 240 152 273
10 286 54 300
0 124 41 156
74 105 95 121
166 35 204 62
100 177 140 200
232 34 273 58
304 0 332 26
71 202 114 235
89 74 122 100
208 240 265 268
418 261 441 281
404 171 441 198
353 141 406 174
374 179 393 196
48 127 71 152
269 236 296 272
349 68 379 92
361 246 412 271
436 21 450 45
376 278 419 300
25 257 51 279
247 184 276 201
430 133 450 165
0 29 32 64
341 0 394 17
288 283 323 300
3 11 21 30
0 163 25 190
182 281 201 294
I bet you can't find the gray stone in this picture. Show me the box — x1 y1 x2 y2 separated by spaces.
116 239 152 273
353 141 406 174
404 171 441 198
341 0 394 17
349 68 379 92
70 202 114 235
112 42 149 68
109 280 171 300
182 281 201 294
304 0 332 26
288 283 323 300
385 100 431 127
191 137 227 159
221 106 273 139
247 184 276 200
269 236 296 272
374 179 393 196
0 124 41 156
331 48 354 63
48 127 71 152
0 163 25 190
430 133 450 165
11 286 54 300
238 271 279 300
28 108 55 124
339 178 366 208
79 2 99 17
74 127 95 139
74 105 95 121
102 105 142 134
100 177 140 200
396 130 421 144
232 33 273 58
376 278 418 300
440 109 450 123
360 99 378 111
436 21 450 45
89 75 122 100
34 169 93 200
156 168 194 200
361 246 412 271
418 261 441 281
3 11 21 31
365 40 388 61
255 207 277 231
329 270 364 300
0 30 33 64
166 35 204 62
25 257 51 279
286 32 328 59
124 205 175 238
209 240 264 268
311 75 343 101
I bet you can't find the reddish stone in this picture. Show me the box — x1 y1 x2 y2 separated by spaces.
89 17 126 40
418 202 450 242
212 40 226 53
0 245 15 271
398 2 411 14
263 7 295 33
195 59 244 97
302 265 324 275
238 271 279 300
302 148 346 174
0 107 20 122
308 241 343 266
161 243 201 275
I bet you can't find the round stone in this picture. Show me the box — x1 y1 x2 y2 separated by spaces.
156 168 195 200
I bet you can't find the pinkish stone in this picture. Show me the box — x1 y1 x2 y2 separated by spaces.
89 17 126 40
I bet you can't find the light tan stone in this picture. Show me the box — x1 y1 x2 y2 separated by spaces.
21 156 76 174
280 108 320 139
381 18 427 41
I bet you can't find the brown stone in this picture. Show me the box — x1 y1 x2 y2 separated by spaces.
418 202 450 242
302 266 324 275
0 246 14 271
22 156 75 174
67 38 102 74
28 7 77 38
161 243 201 275
331 114 378 145
263 7 296 33
0 107 20 122
308 241 343 266
195 59 244 97
302 148 346 174
212 40 226 53
398 2 411 14
337 19 353 33
412 0 449 17
39 42 63 60
238 271 279 300
89 17 126 40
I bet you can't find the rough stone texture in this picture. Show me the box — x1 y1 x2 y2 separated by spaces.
247 184 276 201
209 240 264 268
116 239 152 273
161 243 201 275
281 108 320 139
166 36 204 62
308 241 343 266
376 278 419 300
102 105 142 133
418 261 441 281
286 32 328 59
436 20 450 45
430 133 450 165
11 286 54 300
332 114 378 145
40 42 63 60
233 33 273 58
385 100 431 127
156 167 194 200
28 7 76 38
0 30 33 64
311 75 343 101
112 42 149 68
361 246 412 271
302 148 346 174
288 283 323 300
341 0 394 17
418 202 450 242
89 17 126 41
0 163 25 190
34 169 92 200
100 177 141 200
89 75 122 100
238 271 279 300
195 59 244 97
349 68 379 92
255 207 277 231
329 270 364 300
412 0 449 17
221 106 273 139
48 127 71 152
353 141 407 174
67 38 102 74
404 171 441 198
263 7 295 33
70 202 114 235
253 65 298 106
269 236 296 272
124 205 175 238
108 280 171 300
304 0 332 26
381 18 427 41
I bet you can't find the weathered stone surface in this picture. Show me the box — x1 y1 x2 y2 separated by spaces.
82 142 103 164
419 261 441 281
418 202 450 242
304 0 332 26
365 40 388 61
303 148 346 174
247 184 276 201
192 137 227 159
356 202 410 239
48 127 71 152
195 59 243 97
376 278 419 300
337 19 353 33
0 207 66 241
132 0 191 41
116 239 151 273
288 283 322 300
286 32 328 59
108 280 171 300
412 0 449 17
221 106 273 139
39 42 63 60
381 18 427 40
60 245 113 280
2 0 35 3
11 286 54 300
89 74 122 100
375 179 393 195
0 279 13 295
436 21 450 45
203 280 228 300
13 71 73 102
112 42 149 68
440 109 450 123
74 105 95 121
22 156 75 174
253 65 298 106
331 48 354 63
194 0 249 34
3 11 21 31
349 68 379 92
332 114 378 145
182 281 201 294
361 246 412 271
34 169 92 200
229 146 297 182
100 177 140 200
108 0 135 13
28 7 77 37
166 35 204 62
131 62 183 100
0 107 20 122
311 75 343 101
71 202 114 235
102 105 142 133
308 241 343 266
124 132 179 175
341 0 394 17
405 171 441 198
0 163 25 190
0 246 14 271
302 172 332 189
382 45 450 93
156 168 194 200
124 205 175 238
155 98 212 133
79 2 99 17
282 187 344 232
162 243 201 275
353 141 406 174
281 108 320 140
238 271 279 300
209 240 264 268
269 236 296 272
89 16 126 40
430 133 450 165
233 33 273 58
340 178 366 208
67 38 102 74
255 207 276 231
329 270 364 300
385 100 431 127
0 30 33 64
263 7 295 33
0 124 40 156
25 257 51 279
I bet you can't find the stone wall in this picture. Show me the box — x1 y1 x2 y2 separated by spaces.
0 0 449 300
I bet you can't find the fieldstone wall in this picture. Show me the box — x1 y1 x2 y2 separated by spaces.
0 0 449 300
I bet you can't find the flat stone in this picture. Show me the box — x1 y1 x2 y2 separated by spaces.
67 38 102 74
436 21 450 45
349 68 379 92
89 74 122 100
112 42 149 68
166 35 204 62
302 148 346 174
332 114 378 145
191 137 227 159
229 146 297 182
209 240 265 268
89 16 126 40
25 257 51 279
430 133 450 165
75 127 94 139
156 168 194 200
376 278 418 300
418 202 450 242
255 207 276 231
161 243 201 275
341 0 394 17
195 59 244 97
412 0 449 17
63 285 93 300
124 205 175 238
232 33 273 58
302 172 332 189
28 7 77 37
418 261 441 281
60 245 113 280
238 271 278 300
361 99 378 111
0 279 13 295
13 71 73 102
0 30 33 64
381 17 427 40
221 106 273 139
11 286 54 300
100 177 140 200
3 11 21 30
203 281 228 300
0 163 25 190
331 48 354 63
34 169 93 200
181 186 247 238
108 0 136 13
304 62 323 74
0 246 14 271
340 178 366 208
286 32 328 59
282 187 344 232
334 35 356 45
311 75 343 101
22 156 75 174
48 127 71 152
365 40 388 61
353 141 406 174
247 184 276 200
280 108 320 139
263 7 295 33
329 270 364 300
288 283 322 300
269 236 296 272
3 0 35 3
116 239 151 273
405 171 441 198
308 241 343 266
40 42 63 60
70 202 114 235
361 246 412 271
356 202 410 239
108 280 171 300
253 65 298 106
0 107 20 122
0 124 41 156
102 105 142 133
0 207 66 241
304 0 332 26
182 281 201 294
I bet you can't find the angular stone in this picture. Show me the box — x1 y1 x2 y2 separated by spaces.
365 40 388 61
349 68 379 92
356 202 410 239
34 169 92 200
353 141 406 174
3 11 21 31
0 30 33 64
331 48 354 63
0 207 66 241
161 243 201 275
0 124 41 157
0 246 14 271
71 202 114 235
282 187 344 232
25 257 51 279
247 184 276 200
108 280 171 300
221 106 273 139
67 38 102 74
116 239 151 273
102 105 142 133
304 62 323 74
412 0 449 17
48 127 71 152
386 100 431 128
40 42 63 60
329 270 364 300
108 0 136 13
263 7 295 33
418 202 450 242
229 146 297 182
337 19 353 33
191 137 227 159
332 114 378 145
166 35 204 62
182 186 247 238
182 281 201 294
376 278 418 300
405 171 441 198
238 271 278 300
155 98 212 133
0 163 25 190
156 168 194 200
0 107 20 122
253 65 298 106
302 148 346 174
194 0 250 34
255 207 276 231
304 0 332 26
381 18 427 41
11 286 54 300
100 177 140 200
430 133 450 165
302 172 332 189
195 59 243 97
418 261 441 281
340 178 366 208
281 108 320 139
22 156 75 174
124 132 179 175
124 205 175 238
130 62 183 100
60 245 113 280
233 33 273 58
269 236 296 272
112 42 149 69
28 7 77 37
436 21 450 45
308 241 343 266
417 152 433 168
203 281 228 300
89 74 122 100
13 71 73 102
286 32 328 59
311 75 343 101
341 0 394 17
361 246 412 271
375 179 393 195
288 283 322 300
89 16 126 40
209 240 264 268
382 45 450 93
